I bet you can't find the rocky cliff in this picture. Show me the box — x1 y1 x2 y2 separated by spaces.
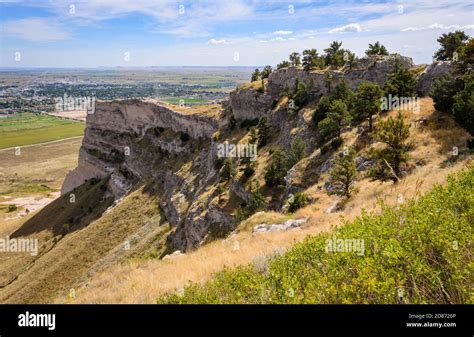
62 55 451 252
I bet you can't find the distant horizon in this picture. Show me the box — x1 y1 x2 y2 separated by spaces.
0 65 259 70
1 0 473 68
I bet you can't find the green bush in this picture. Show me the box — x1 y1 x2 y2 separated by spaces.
287 192 308 213
330 137 343 149
320 143 331 155
7 204 17 213
452 72 474 135
240 118 259 130
430 75 463 112
159 165 474 304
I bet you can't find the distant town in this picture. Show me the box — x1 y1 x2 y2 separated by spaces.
0 67 253 114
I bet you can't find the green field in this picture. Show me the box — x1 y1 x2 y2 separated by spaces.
0 113 85 149
163 97 209 105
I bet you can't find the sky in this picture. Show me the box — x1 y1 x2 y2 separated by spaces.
0 0 473 67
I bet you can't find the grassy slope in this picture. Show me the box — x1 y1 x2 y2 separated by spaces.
0 113 85 149
0 183 169 304
160 165 473 304
58 98 472 304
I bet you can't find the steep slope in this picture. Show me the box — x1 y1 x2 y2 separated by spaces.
59 54 451 253
2 54 468 304
160 165 473 304
57 98 472 303
0 184 169 303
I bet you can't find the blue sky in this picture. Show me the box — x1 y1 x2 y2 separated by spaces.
0 0 473 67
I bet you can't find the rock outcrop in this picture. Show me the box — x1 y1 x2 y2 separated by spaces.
62 53 444 252
229 54 415 121
62 99 229 251
62 99 221 196
416 61 453 96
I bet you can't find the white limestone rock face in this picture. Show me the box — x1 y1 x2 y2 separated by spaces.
62 99 220 196
229 54 415 122
416 61 453 96
88 99 219 139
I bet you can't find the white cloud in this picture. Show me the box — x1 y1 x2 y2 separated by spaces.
402 23 474 32
270 37 288 42
3 18 70 42
207 38 229 45
28 0 255 38
401 27 419 32
329 23 362 34
273 30 293 35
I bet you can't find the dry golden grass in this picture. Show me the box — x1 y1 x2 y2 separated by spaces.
58 97 472 304
0 186 167 304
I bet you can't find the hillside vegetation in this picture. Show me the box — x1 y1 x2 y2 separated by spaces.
160 165 473 304
2 34 473 304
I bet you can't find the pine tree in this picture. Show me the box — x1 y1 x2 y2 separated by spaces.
365 41 389 56
331 80 354 108
313 96 332 126
318 99 351 140
288 137 306 167
328 147 358 198
343 50 358 69
245 182 266 216
251 68 260 82
384 57 416 97
277 60 291 69
289 52 301 67
324 41 344 68
264 149 288 187
257 116 271 147
369 112 412 182
220 158 237 182
261 65 273 79
353 81 384 132
302 49 324 70
434 31 469 61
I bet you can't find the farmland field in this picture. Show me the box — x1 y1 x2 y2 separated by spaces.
0 113 85 149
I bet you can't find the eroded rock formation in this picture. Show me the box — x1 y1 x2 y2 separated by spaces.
62 54 448 251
